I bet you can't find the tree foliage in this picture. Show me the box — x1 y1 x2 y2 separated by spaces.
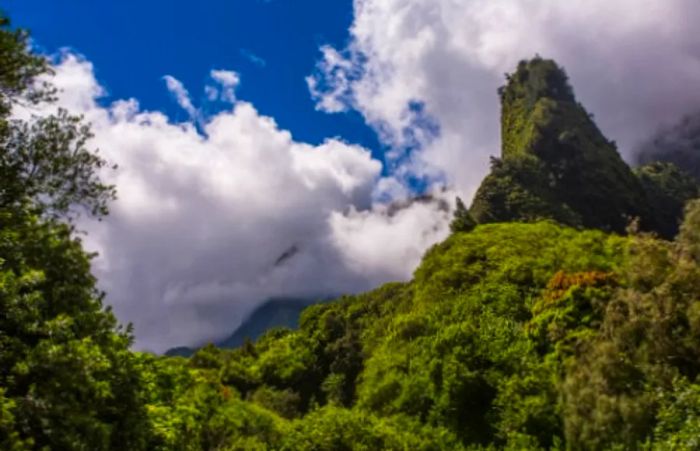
449 197 476 233
635 161 699 238
0 15 53 117
0 15 115 222
0 13 142 450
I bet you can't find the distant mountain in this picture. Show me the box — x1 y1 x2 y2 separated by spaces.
218 299 314 348
165 298 316 357
636 111 700 182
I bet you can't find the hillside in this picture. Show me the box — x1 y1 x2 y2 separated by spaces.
168 58 699 358
139 212 700 449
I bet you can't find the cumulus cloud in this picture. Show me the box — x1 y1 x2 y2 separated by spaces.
43 54 450 352
309 0 700 199
330 195 451 280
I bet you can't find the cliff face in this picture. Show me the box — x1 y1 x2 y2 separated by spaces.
471 58 654 234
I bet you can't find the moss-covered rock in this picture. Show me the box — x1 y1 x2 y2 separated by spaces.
472 57 652 233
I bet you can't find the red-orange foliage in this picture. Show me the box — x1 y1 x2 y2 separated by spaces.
540 270 617 307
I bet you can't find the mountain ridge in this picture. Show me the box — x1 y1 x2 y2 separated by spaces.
165 298 316 356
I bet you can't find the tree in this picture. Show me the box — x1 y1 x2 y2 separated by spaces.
0 15 115 222
0 14 148 449
450 197 476 233
0 15 53 118
0 109 116 220
0 208 150 449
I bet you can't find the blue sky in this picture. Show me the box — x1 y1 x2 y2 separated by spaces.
5 0 381 154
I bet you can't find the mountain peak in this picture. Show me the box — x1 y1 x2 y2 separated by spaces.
500 57 576 160
471 57 663 234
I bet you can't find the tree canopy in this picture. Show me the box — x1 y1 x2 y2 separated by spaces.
0 14 143 450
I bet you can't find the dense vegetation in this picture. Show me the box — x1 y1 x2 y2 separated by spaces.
4 14 700 450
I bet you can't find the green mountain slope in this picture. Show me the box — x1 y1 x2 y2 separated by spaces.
635 161 699 239
143 207 700 449
470 58 695 238
169 58 698 360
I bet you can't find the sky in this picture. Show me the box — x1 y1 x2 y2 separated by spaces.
6 0 700 352
5 0 384 152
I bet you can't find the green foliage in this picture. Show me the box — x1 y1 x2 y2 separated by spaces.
470 155 582 227
138 354 285 450
1 108 116 220
131 208 700 449
559 200 700 449
450 196 477 233
649 377 700 449
282 406 463 450
0 14 115 222
0 15 53 117
0 14 143 450
499 57 574 160
0 208 150 449
127 222 629 449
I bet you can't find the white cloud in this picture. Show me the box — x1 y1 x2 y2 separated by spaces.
309 0 700 200
43 54 450 352
329 195 451 280
211 69 240 88
240 49 267 68
205 85 219 102
306 45 358 114
27 2 700 352
210 69 240 103
163 74 197 118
